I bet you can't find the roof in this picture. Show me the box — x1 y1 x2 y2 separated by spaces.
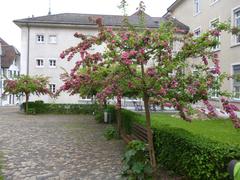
0 38 20 68
13 10 189 32
167 0 184 12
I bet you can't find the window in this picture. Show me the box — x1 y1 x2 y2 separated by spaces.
8 70 12 78
233 8 240 44
49 59 56 68
36 35 45 43
48 35 57 44
210 76 220 98
194 0 200 15
36 59 44 67
233 64 240 99
49 84 56 93
210 18 220 51
194 27 201 37
208 67 220 98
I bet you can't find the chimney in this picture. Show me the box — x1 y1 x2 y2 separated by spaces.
48 0 52 15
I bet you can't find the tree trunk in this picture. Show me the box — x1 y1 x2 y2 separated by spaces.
116 96 122 136
143 93 157 179
25 93 29 113
178 105 192 122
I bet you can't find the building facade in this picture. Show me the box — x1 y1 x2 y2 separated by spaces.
14 12 188 104
165 0 240 105
0 38 21 106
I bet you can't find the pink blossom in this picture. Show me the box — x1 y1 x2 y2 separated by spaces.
164 102 172 108
171 80 178 88
146 67 156 77
124 59 132 65
60 52 65 59
187 86 196 95
203 100 217 117
159 88 167 96
139 48 145 55
210 29 220 37
129 50 137 57
221 98 240 128
202 56 208 65
121 52 129 59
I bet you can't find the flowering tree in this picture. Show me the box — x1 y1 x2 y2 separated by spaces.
59 1 240 177
4 75 51 112
59 55 135 135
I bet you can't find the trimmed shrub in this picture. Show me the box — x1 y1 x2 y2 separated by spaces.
153 127 240 179
22 101 99 115
117 110 240 179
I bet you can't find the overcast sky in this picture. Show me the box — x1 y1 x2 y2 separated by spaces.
0 0 175 50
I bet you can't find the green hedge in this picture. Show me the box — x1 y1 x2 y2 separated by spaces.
119 111 240 179
23 101 99 115
153 127 240 179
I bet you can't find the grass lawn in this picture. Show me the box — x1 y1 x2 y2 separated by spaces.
136 112 240 146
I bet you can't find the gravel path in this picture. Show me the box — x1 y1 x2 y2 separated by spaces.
0 107 124 180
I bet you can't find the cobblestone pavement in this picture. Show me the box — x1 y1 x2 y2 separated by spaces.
0 107 125 180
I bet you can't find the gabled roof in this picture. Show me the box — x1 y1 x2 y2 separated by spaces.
14 11 162 28
13 11 189 32
0 38 20 68
167 0 184 12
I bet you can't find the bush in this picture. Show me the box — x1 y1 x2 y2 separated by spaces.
120 109 142 134
153 127 240 179
122 140 152 179
118 111 240 179
22 101 99 115
103 126 119 140
27 108 36 115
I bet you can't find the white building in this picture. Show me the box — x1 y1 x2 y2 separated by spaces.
0 37 21 106
165 0 240 107
14 12 188 104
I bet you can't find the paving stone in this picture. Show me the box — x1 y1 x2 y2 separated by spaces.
0 107 124 179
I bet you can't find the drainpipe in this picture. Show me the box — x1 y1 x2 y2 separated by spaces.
0 41 2 106
26 23 30 75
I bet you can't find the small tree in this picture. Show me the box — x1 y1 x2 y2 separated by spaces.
4 75 51 112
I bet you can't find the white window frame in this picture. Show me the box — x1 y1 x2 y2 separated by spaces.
48 35 57 44
231 63 240 100
231 6 240 47
8 70 12 78
49 84 56 93
193 0 200 16
193 27 201 37
209 17 221 51
210 0 219 6
49 59 57 68
36 34 45 43
36 58 44 68
209 67 220 99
